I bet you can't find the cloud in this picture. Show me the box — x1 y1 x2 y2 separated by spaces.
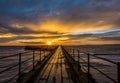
0 0 120 45
0 34 63 44
0 0 120 25
20 41 45 44
0 29 120 45
100 36 120 41
0 23 64 35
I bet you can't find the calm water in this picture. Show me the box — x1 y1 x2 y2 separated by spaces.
0 46 26 83
0 45 120 83
0 46 47 83
65 45 120 83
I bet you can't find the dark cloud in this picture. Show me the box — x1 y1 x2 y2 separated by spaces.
0 0 120 45
0 23 63 35
56 0 120 28
65 30 120 41
0 35 62 43
0 0 120 24
114 17 120 27
0 0 87 24
20 41 45 44
0 37 15 43
66 34 93 40
0 29 120 44
100 36 120 41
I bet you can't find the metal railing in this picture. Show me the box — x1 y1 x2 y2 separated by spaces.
0 49 50 83
66 48 120 83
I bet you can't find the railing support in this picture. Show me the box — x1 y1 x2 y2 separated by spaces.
18 53 21 83
53 76 56 83
78 50 80 70
73 49 74 58
44 50 45 58
33 50 35 71
117 62 120 83
39 49 41 62
87 53 90 83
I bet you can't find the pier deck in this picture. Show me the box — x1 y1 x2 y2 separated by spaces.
34 46 74 83
1 46 119 83
17 46 97 83
1 46 120 83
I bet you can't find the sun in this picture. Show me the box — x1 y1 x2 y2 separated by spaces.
47 41 52 45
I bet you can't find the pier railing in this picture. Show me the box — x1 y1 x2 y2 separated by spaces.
0 49 50 83
66 49 120 83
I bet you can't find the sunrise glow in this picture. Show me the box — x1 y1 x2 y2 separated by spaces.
0 0 120 46
47 41 52 45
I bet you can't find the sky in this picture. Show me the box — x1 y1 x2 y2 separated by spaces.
0 0 120 45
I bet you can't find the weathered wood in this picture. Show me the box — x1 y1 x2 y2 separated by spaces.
61 46 97 83
20 46 97 83
18 47 57 83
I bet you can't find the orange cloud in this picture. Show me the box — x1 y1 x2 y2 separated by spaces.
0 18 119 46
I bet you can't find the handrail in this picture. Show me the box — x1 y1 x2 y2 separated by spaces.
90 65 117 83
81 53 117 83
0 56 33 68
0 63 19 74
0 51 30 59
0 46 58 83
91 54 117 64
94 54 120 55
65 48 120 83
0 56 33 74
0 54 18 59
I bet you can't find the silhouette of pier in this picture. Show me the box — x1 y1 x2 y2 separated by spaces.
0 46 120 83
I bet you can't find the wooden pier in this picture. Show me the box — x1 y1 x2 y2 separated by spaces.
20 46 96 83
0 45 120 83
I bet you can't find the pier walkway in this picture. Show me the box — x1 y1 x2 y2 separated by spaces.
30 46 96 83
34 46 74 83
0 46 120 83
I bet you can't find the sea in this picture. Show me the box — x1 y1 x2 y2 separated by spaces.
65 45 120 83
0 46 47 83
0 45 120 83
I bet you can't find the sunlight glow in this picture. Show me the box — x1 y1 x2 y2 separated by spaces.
47 41 52 45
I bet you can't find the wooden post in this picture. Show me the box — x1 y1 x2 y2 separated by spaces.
78 50 80 70
117 62 120 83
44 50 45 58
73 49 74 58
18 53 21 83
88 53 90 83
33 50 35 71
39 49 41 62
